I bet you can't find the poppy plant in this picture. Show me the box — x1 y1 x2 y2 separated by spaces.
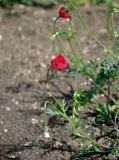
51 54 68 71
59 7 71 19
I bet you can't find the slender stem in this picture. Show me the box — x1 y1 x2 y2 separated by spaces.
98 85 116 104
44 100 62 131
68 40 78 58
68 0 119 60
47 66 62 108
53 17 64 52
69 18 84 56
107 10 111 48
69 18 73 32
110 13 115 37
45 100 61 114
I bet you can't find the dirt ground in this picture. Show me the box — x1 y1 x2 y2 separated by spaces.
0 4 118 160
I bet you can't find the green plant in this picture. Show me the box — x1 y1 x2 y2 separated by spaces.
45 1 119 159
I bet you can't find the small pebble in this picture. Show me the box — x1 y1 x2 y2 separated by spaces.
18 26 22 31
4 128 8 133
0 121 3 124
6 107 11 111
41 63 46 68
15 101 19 105
0 34 3 41
44 132 50 138
96 57 100 61
32 102 38 109
31 118 38 124
80 143 83 146
100 94 104 97
9 155 16 159
84 82 87 86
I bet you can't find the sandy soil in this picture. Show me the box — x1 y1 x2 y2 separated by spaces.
0 4 118 160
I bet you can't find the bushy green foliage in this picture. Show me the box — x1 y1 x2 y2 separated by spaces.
45 0 119 159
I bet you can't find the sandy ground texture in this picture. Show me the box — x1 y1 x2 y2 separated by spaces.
0 4 118 160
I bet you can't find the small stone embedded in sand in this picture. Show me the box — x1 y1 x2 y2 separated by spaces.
32 102 38 109
53 141 63 148
0 121 3 124
19 4 25 9
80 143 84 146
18 26 22 32
9 155 16 159
28 70 31 74
83 82 88 86
15 101 19 105
100 94 104 97
0 34 3 41
4 128 8 133
41 63 46 68
44 131 50 138
96 57 100 61
6 107 11 111
36 51 40 55
31 118 38 124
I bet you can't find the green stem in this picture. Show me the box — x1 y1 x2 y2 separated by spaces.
68 0 119 59
53 17 64 52
68 40 78 59
110 13 115 38
100 86 116 104
69 18 84 56
45 100 61 114
47 66 62 108
44 100 62 131
107 10 111 48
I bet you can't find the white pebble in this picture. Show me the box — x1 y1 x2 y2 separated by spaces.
41 63 46 68
31 118 38 124
44 132 50 138
36 51 40 55
100 94 104 97
84 82 87 86
0 121 3 124
28 70 31 74
0 34 3 41
6 107 11 111
96 57 100 61
18 26 22 31
4 128 8 133
9 155 16 159
15 101 19 105
89 78 93 82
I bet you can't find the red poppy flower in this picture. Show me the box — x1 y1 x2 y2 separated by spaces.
51 54 68 71
59 7 71 19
